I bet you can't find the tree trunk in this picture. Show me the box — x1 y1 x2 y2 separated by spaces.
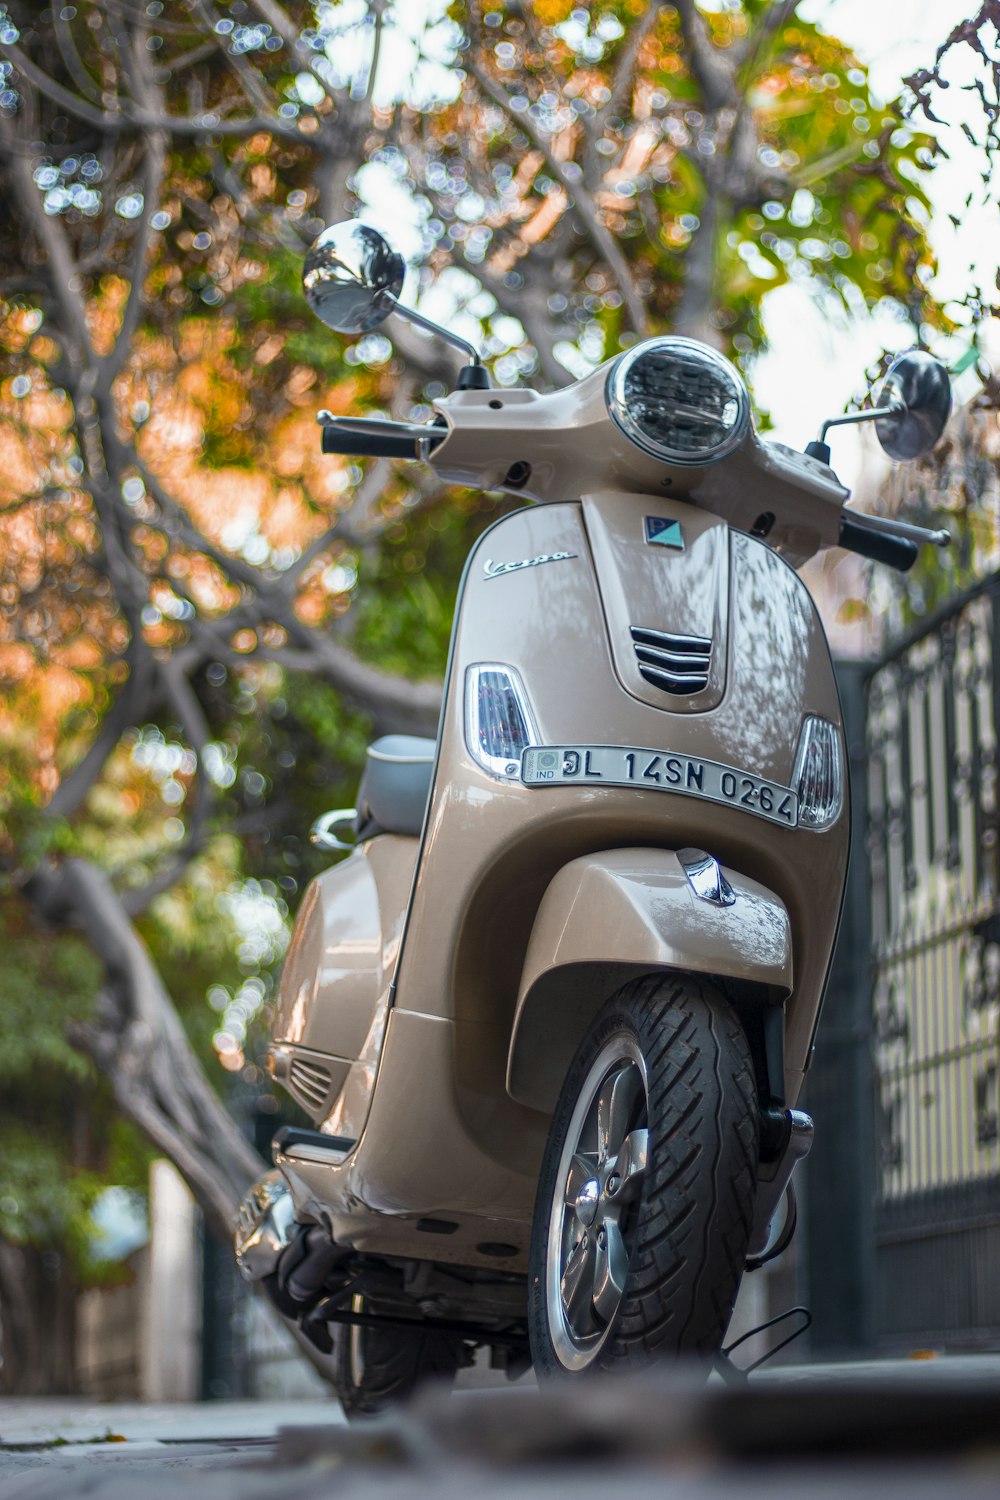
0 1239 77 1396
21 858 339 1389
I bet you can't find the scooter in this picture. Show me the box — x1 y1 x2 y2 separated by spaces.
235 220 952 1411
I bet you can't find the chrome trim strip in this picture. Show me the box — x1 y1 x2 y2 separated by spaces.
310 808 357 853
630 626 712 653
234 1171 296 1283
282 1142 353 1165
678 848 736 907
634 645 711 672
638 664 710 693
367 748 435 764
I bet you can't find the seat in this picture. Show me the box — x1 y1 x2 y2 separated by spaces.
354 735 435 840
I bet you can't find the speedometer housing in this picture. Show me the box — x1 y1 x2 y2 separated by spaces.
606 337 750 466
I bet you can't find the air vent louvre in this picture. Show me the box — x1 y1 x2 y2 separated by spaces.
289 1057 332 1112
630 626 712 697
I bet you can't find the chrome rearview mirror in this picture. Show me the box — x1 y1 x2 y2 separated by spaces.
807 348 951 467
302 222 405 335
873 350 952 461
303 221 490 389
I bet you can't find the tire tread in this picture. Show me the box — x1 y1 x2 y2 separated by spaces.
529 972 759 1375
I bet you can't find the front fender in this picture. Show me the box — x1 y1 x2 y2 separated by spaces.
506 847 792 1112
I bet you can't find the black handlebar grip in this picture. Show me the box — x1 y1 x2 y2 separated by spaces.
838 515 919 572
321 425 417 458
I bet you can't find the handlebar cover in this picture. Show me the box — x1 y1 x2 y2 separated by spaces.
321 424 420 459
838 514 919 572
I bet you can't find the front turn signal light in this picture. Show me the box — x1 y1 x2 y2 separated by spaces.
465 663 538 781
792 715 844 831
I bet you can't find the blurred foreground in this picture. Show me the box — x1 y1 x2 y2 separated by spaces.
2 1355 1000 1500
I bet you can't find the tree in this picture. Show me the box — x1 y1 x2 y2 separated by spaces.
0 0 944 1388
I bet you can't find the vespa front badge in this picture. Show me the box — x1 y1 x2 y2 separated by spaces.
465 664 539 781
792 716 844 830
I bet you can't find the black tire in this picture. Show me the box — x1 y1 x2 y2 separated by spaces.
528 973 758 1376
332 1295 462 1417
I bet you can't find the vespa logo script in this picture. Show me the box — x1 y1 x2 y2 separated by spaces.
483 550 577 581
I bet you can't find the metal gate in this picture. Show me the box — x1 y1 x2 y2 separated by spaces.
865 578 1000 1347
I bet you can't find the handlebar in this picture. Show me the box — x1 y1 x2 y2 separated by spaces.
317 409 952 577
838 515 918 572
319 413 446 460
837 509 950 573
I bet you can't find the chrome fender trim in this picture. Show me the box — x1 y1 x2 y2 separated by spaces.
506 847 792 1112
234 1170 296 1283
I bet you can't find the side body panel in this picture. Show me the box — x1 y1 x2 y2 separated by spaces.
274 496 849 1271
269 835 417 1130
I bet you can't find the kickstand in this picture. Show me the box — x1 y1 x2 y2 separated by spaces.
718 1304 812 1379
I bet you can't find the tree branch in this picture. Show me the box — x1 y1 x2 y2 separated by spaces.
244 0 343 103
27 859 263 1194
0 112 93 362
47 650 159 820
53 5 102 101
601 1 665 127
121 655 216 918
0 40 306 142
671 0 735 112
130 454 441 731
97 115 166 392
467 59 649 335
192 0 281 116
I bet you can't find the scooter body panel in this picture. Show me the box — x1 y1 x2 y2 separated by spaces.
269 494 848 1270
269 833 417 1133
507 847 792 1113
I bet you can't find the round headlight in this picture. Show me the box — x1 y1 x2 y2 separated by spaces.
607 337 750 466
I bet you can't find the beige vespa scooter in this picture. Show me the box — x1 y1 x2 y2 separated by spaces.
235 222 951 1411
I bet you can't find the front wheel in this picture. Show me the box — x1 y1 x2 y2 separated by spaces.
528 974 758 1376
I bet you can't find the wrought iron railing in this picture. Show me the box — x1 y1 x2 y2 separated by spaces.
867 579 1000 1204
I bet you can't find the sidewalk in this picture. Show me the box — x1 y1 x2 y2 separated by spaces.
0 1397 344 1447
2 1355 999 1500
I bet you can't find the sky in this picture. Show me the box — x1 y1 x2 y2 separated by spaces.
755 0 998 486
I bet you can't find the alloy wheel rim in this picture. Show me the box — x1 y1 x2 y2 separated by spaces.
545 1035 649 1370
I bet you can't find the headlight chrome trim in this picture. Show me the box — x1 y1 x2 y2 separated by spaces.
606 336 751 467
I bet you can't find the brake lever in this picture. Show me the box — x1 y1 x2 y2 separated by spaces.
842 508 951 549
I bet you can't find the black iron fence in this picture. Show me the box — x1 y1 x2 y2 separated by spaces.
866 579 1000 1346
807 581 1000 1355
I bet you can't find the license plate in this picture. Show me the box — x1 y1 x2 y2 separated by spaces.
520 745 798 828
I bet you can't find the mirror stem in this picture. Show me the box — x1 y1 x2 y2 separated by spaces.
389 305 490 389
818 399 904 444
393 303 482 364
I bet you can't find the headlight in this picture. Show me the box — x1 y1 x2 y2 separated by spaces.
465 664 538 781
606 337 750 466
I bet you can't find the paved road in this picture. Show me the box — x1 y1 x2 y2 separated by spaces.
2 1357 1000 1499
